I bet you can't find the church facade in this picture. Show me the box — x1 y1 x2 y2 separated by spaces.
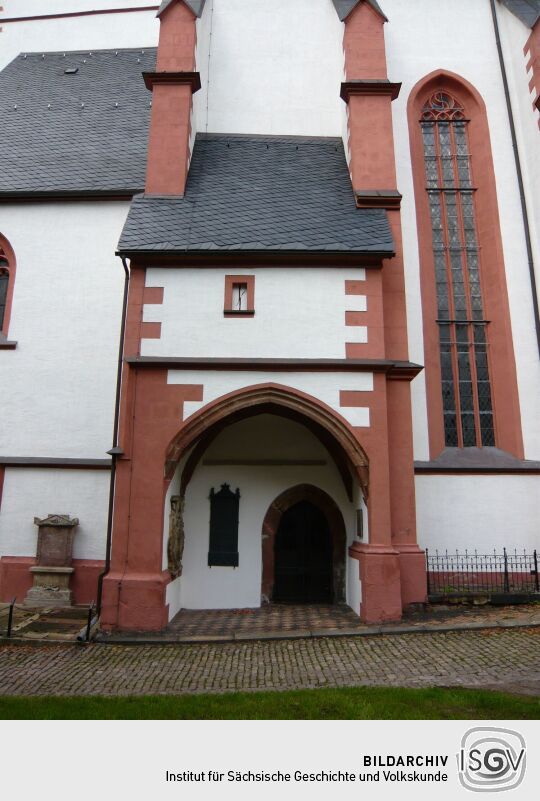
0 0 539 631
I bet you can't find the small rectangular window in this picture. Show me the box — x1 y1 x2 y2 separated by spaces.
232 282 248 311
224 275 255 316
356 508 364 540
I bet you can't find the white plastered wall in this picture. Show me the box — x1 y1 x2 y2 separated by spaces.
0 0 159 70
165 415 362 612
143 267 368 360
384 0 540 460
168 369 373 428
0 467 109 560
497 5 540 334
416 474 540 553
0 1 155 567
193 0 344 136
0 202 128 458
193 0 213 137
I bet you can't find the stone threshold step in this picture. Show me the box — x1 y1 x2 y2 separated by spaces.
94 618 540 646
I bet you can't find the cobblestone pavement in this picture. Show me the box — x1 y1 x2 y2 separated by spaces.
0 628 539 696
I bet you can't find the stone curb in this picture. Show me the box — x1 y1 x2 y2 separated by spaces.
1 619 539 647
93 618 540 646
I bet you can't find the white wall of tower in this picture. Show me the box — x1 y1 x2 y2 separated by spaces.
0 202 128 458
0 0 159 70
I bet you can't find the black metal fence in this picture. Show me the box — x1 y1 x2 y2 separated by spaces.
0 597 17 639
426 549 539 596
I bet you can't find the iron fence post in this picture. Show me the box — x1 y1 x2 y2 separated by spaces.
6 597 16 639
503 547 510 593
425 549 430 594
85 601 95 643
534 550 539 593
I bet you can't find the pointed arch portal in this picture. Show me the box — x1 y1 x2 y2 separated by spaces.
261 484 347 604
165 383 370 502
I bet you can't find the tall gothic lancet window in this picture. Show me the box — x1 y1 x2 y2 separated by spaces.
420 91 495 447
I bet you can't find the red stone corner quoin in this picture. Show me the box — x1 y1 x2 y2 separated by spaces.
342 0 427 621
99 371 205 632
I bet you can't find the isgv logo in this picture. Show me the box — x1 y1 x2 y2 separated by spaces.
458 727 526 793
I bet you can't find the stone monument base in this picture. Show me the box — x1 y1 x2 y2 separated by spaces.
24 566 74 608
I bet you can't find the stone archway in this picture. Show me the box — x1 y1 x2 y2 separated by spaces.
261 484 347 604
165 383 370 500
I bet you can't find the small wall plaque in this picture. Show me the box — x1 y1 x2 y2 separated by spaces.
356 508 364 540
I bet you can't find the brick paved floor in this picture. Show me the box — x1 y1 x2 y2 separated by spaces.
0 628 539 696
167 603 363 637
166 602 540 638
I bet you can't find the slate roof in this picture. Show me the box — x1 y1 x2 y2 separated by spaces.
332 0 540 26
118 134 394 255
0 48 156 196
500 0 540 27
157 0 206 17
331 0 387 22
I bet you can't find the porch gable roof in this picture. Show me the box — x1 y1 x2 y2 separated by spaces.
118 134 395 256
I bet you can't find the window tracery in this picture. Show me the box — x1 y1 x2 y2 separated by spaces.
420 91 495 447
0 247 10 333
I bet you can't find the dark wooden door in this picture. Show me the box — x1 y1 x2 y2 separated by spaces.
273 500 333 603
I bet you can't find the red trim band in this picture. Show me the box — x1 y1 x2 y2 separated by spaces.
341 80 401 103
143 71 201 92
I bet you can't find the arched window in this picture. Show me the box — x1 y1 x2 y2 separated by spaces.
0 246 11 334
420 91 494 447
408 71 524 459
0 258 8 330
0 235 17 346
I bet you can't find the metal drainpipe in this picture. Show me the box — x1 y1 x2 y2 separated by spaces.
490 0 540 357
96 255 130 615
